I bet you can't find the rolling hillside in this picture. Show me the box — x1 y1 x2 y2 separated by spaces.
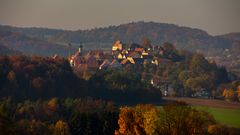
0 29 75 56
1 22 239 54
0 22 240 75
0 43 20 55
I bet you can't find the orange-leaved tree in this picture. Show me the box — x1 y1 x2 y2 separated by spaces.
237 85 240 101
223 89 235 101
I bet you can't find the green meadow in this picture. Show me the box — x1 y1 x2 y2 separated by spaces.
194 106 240 128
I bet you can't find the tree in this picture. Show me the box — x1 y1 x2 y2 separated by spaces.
6 70 19 95
162 42 176 52
53 120 71 135
143 106 160 135
223 89 235 101
7 70 16 82
115 105 149 135
0 115 16 135
142 37 152 49
208 124 240 135
190 53 209 73
16 120 50 135
104 69 142 91
185 74 213 92
162 42 181 61
82 70 92 80
32 77 45 90
208 124 229 135
159 101 215 135
47 98 59 112
237 85 240 101
115 107 137 135
116 102 215 135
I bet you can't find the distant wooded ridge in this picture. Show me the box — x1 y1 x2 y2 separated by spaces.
0 21 240 76
0 21 239 55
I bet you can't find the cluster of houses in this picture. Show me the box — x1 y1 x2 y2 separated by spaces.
66 40 214 98
68 40 175 96
68 40 169 72
69 45 102 71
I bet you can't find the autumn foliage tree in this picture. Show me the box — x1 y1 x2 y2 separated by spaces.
0 55 86 100
52 120 71 135
223 89 235 101
115 102 215 135
0 97 118 135
159 102 215 135
115 107 145 135
237 85 240 101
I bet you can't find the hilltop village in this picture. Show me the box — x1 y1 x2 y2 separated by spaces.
67 39 233 98
68 40 180 96
0 39 235 101
69 40 174 71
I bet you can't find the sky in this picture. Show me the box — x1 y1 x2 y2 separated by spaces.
0 0 239 35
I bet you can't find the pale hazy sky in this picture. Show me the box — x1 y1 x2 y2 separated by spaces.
0 0 239 35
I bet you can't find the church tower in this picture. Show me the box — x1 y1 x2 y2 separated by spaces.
79 44 83 56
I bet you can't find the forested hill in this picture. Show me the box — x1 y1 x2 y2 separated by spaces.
48 22 236 52
0 43 20 55
0 28 75 56
1 22 240 54
218 33 240 43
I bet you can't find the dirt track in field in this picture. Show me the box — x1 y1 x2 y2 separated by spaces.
163 97 240 109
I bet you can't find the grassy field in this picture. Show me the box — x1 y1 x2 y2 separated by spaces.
162 97 240 128
194 106 240 128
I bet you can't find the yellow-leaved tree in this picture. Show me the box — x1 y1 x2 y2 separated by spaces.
115 107 136 135
53 120 71 135
237 85 240 101
223 89 235 101
143 106 160 135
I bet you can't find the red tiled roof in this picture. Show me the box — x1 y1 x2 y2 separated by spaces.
127 51 141 58
134 48 144 52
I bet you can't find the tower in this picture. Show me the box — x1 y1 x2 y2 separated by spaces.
79 44 83 56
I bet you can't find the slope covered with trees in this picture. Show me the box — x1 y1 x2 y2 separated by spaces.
0 29 75 56
0 43 20 55
0 97 118 135
0 55 85 100
0 45 239 134
1 98 240 135
1 22 239 76
1 22 239 55
0 55 161 103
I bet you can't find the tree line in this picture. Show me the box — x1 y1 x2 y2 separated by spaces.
138 42 232 98
1 98 240 135
0 55 161 103
0 97 118 135
115 101 240 135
